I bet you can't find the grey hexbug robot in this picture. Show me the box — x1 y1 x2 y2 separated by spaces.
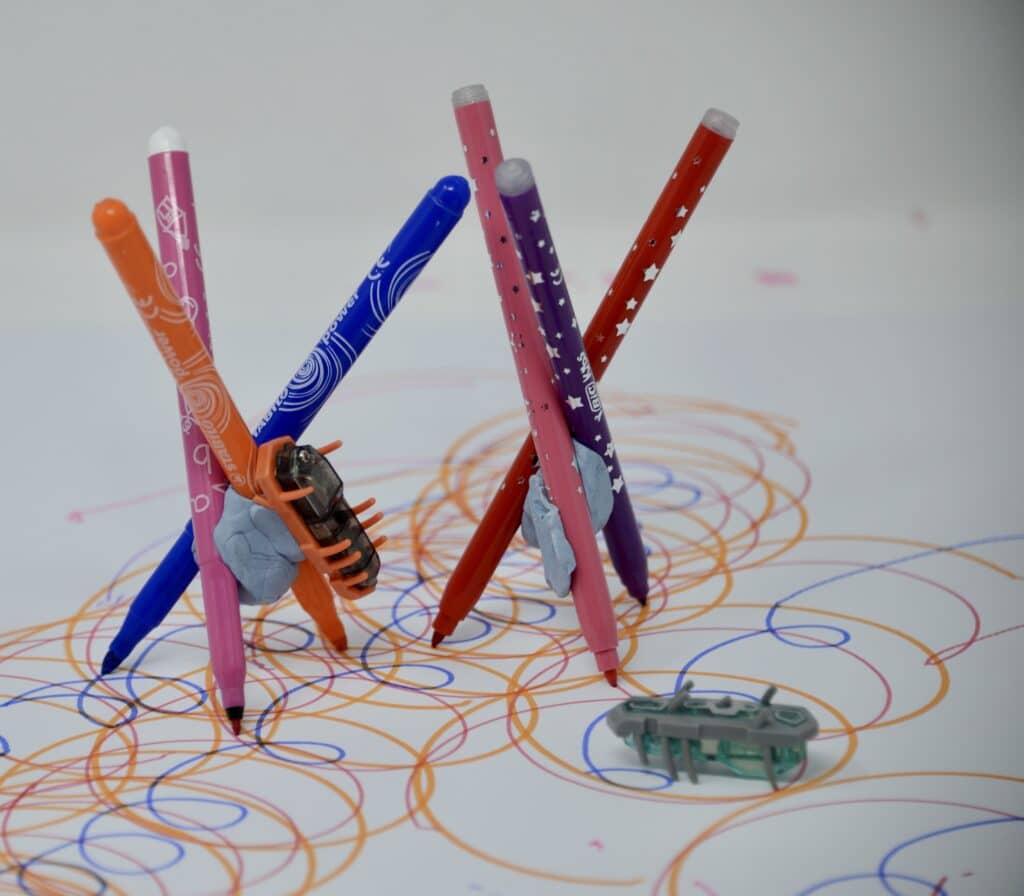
606 681 818 789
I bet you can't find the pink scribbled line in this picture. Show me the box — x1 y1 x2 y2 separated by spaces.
589 838 605 851
693 881 719 895
65 485 185 523
926 623 1024 665
755 269 798 286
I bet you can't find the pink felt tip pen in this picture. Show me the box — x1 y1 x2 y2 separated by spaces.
452 85 620 685
147 126 247 733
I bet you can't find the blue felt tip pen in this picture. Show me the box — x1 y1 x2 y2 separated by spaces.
101 175 471 675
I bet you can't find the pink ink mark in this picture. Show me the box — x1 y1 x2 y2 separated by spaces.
66 484 185 523
588 838 604 851
693 881 719 895
926 624 1024 664
755 269 798 287
930 875 948 895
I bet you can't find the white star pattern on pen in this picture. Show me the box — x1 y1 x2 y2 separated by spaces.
546 343 560 359
600 354 608 363
643 264 659 282
699 185 706 193
571 317 578 329
604 442 615 458
671 229 685 247
563 367 570 375
537 239 545 248
471 178 478 192
671 171 678 179
530 209 542 222
594 434 602 442
532 299 543 313
555 331 563 339
611 476 624 493
616 319 631 337
528 271 544 285
676 205 688 218
558 298 565 306
626 298 638 310
537 324 546 338
566 395 584 410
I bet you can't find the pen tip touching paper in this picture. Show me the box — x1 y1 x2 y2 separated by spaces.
226 706 243 736
451 83 489 108
99 650 122 676
494 158 535 198
148 125 187 156
430 630 446 648
92 198 135 240
604 669 618 688
702 108 739 139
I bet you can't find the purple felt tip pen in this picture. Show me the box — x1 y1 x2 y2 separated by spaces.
495 157 648 604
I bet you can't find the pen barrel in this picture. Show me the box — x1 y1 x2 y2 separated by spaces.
148 150 232 551
455 94 618 672
291 560 347 652
497 161 647 599
253 176 469 444
94 201 258 496
148 147 245 711
585 113 736 380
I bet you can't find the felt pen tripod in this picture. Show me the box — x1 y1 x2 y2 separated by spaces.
94 198 385 652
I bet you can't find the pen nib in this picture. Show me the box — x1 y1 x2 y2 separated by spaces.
603 669 618 688
100 650 123 676
431 630 446 648
226 706 244 737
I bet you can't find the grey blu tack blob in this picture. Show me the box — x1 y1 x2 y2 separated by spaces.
213 488 305 605
521 440 615 596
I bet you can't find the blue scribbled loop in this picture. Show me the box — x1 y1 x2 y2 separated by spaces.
3 856 109 895
0 679 137 730
580 707 674 790
676 625 851 687
103 174 471 669
241 615 317 654
765 534 1024 635
477 595 558 627
796 872 948 895
123 623 210 714
623 461 702 511
78 833 184 877
796 814 1023 893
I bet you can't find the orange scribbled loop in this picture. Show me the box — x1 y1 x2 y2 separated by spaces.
0 389 1017 893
